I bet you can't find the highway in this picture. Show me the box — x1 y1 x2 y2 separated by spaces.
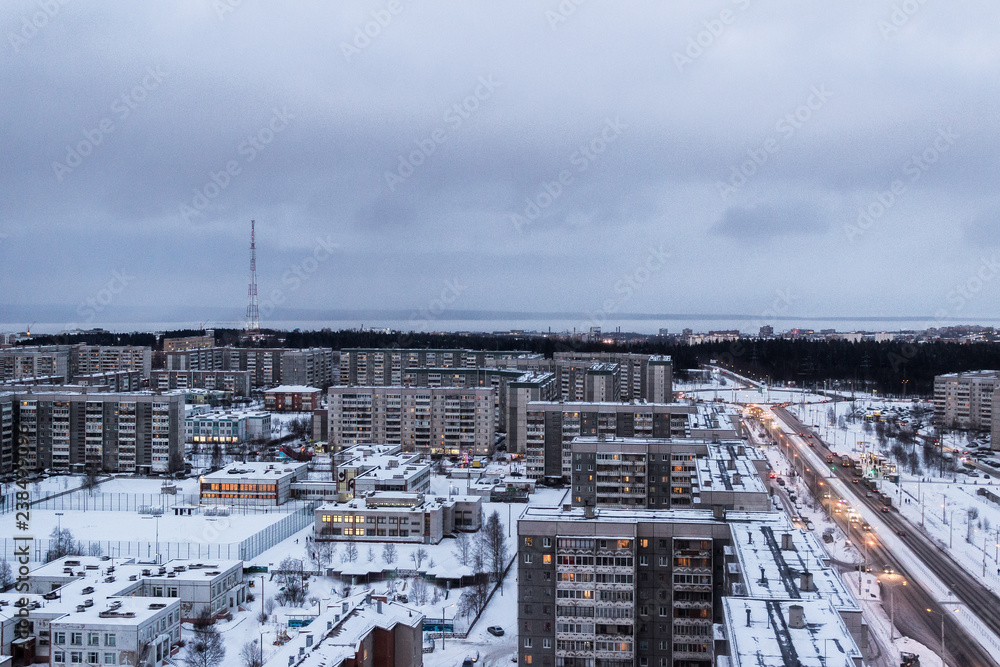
770 405 1000 667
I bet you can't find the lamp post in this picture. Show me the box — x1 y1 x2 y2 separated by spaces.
879 577 906 642
926 605 959 665
440 603 455 650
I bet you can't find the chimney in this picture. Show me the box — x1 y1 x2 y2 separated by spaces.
759 566 767 584
800 571 814 592
584 501 595 519
738 445 745 456
787 604 805 629
745 608 751 627
727 458 736 470
305 635 313 647
563 503 572 512
376 600 382 614
733 473 742 486
780 533 794 550
712 505 725 520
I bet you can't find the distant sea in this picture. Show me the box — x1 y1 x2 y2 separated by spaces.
5 315 999 337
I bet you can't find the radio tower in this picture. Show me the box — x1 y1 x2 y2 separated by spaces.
246 219 260 337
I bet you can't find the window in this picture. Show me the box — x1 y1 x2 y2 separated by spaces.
542 639 551 649
70 652 82 664
524 656 532 665
639 555 648 566
543 554 552 564
55 632 66 644
543 537 551 547
524 638 533 648
71 633 83 646
524 554 532 564
88 652 99 664
524 537 533 546
104 653 117 665
88 633 100 646
54 651 65 663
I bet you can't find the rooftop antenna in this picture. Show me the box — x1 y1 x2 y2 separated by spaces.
246 220 260 338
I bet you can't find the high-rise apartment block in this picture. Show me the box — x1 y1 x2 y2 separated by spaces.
933 370 999 429
327 386 495 456
164 346 335 388
13 391 183 473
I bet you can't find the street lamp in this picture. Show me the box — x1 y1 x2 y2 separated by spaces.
440 603 455 650
878 576 906 642
925 606 959 665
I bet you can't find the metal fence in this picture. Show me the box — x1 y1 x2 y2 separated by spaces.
1 502 317 563
1 490 314 515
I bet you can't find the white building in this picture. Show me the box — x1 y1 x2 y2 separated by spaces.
199 461 308 506
315 492 483 544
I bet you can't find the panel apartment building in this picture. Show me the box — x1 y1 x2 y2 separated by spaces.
327 386 495 456
568 437 770 511
165 346 335 388
13 391 184 473
933 370 1000 430
340 348 673 402
0 344 153 384
512 401 697 480
517 506 864 667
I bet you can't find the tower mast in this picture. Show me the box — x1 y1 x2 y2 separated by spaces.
246 219 260 337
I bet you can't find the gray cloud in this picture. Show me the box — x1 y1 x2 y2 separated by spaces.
710 202 829 244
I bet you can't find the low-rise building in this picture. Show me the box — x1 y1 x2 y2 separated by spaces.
315 492 482 544
199 461 308 506
264 385 322 412
185 410 271 444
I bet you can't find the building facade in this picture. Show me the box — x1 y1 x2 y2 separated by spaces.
933 370 1000 429
13 392 183 474
327 386 495 456
264 385 322 412
151 369 252 396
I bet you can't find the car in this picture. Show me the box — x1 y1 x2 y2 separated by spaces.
777 478 786 486
881 506 891 513
866 492 873 497
985 474 992 479
852 479 860 484
769 472 777 479
896 530 907 537
488 626 505 637
883 565 894 574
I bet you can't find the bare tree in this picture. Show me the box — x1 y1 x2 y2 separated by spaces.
484 510 509 585
452 533 472 566
239 640 263 667
341 542 358 563
381 543 397 565
366 546 376 563
0 560 13 592
275 557 307 607
210 443 224 470
82 465 101 495
306 540 334 573
410 546 428 569
186 610 226 667
410 577 428 605
45 527 83 562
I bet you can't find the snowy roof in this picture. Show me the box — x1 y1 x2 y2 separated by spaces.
721 598 862 667
727 519 858 612
201 461 307 483
695 456 767 494
265 385 322 393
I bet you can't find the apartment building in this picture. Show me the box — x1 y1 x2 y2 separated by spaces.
165 346 335 388
162 333 215 352
280 348 338 388
71 345 152 378
264 385 322 412
933 370 1000 429
403 366 528 430
0 394 12 474
646 355 673 403
70 370 143 392
516 507 864 667
507 373 560 452
12 391 183 474
327 386 495 456
339 348 540 385
552 352 663 402
514 401 697 480
0 345 71 383
150 369 252 396
569 438 769 511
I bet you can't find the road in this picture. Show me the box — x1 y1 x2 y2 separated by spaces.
773 405 1000 667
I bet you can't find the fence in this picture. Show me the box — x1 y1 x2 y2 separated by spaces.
1 490 314 515
1 502 317 563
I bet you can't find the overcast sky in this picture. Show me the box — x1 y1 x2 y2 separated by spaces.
2 1 999 330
